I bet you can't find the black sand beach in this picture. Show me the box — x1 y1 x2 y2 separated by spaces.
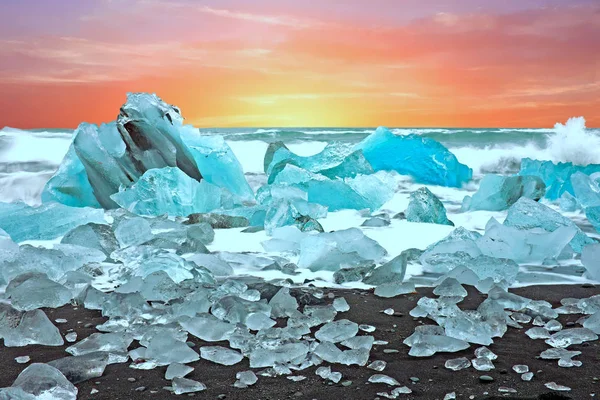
1 284 598 400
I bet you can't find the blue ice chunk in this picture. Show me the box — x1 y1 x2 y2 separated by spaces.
257 185 326 235
503 198 592 253
179 127 254 201
519 158 600 200
41 143 101 208
559 192 578 212
298 228 387 271
571 172 600 209
462 175 545 212
406 187 453 226
44 93 252 208
0 202 105 242
477 218 576 264
272 165 396 211
355 127 472 187
110 167 241 217
265 142 373 181
585 206 600 233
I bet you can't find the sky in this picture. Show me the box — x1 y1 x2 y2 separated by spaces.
0 0 598 128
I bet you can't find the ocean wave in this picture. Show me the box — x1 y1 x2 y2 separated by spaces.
547 117 600 165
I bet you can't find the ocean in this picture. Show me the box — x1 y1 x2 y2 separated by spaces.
1 122 599 287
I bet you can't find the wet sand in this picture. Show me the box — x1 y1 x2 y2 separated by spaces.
0 284 598 400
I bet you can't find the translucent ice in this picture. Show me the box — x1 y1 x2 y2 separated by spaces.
374 282 416 298
272 165 397 211
46 93 252 209
61 223 118 258
48 353 109 384
10 363 77 400
172 377 207 394
503 197 592 253
316 366 343 383
111 167 242 217
66 333 132 363
248 342 309 368
0 202 104 242
462 174 545 212
269 287 299 318
472 357 495 371
179 313 237 342
445 357 471 371
264 141 373 180
405 187 453 226
41 143 101 208
477 217 576 263
545 328 598 348
165 363 194 380
315 320 358 343
200 346 243 366
433 278 467 298
363 252 408 285
570 171 600 208
0 304 64 347
355 127 472 187
519 157 600 200
145 335 199 366
582 312 600 334
582 243 600 281
298 228 387 271
368 374 400 386
5 273 72 311
234 371 258 388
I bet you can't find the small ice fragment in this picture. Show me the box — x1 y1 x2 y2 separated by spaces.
532 316 545 326
333 297 350 312
521 372 534 381
498 387 517 393
359 324 376 333
374 282 415 298
445 357 471 371
512 365 529 373
433 278 467 297
474 347 497 360
368 374 400 386
558 358 582 368
544 382 571 391
287 376 306 382
234 371 258 388
368 360 387 371
172 377 207 394
544 320 563 332
165 363 194 380
444 392 456 400
200 346 243 366
315 320 358 343
384 308 394 315
65 332 77 343
316 366 342 383
55 318 68 324
525 327 551 339
15 356 30 364
472 357 494 371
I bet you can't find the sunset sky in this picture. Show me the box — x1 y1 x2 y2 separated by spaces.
1 0 598 128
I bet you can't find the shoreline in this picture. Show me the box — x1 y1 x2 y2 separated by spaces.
1 284 598 400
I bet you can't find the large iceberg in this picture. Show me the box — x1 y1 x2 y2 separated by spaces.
0 202 105 242
519 158 600 200
462 174 545 212
355 127 472 187
43 93 253 210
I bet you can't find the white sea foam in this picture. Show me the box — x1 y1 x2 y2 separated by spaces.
547 117 600 165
